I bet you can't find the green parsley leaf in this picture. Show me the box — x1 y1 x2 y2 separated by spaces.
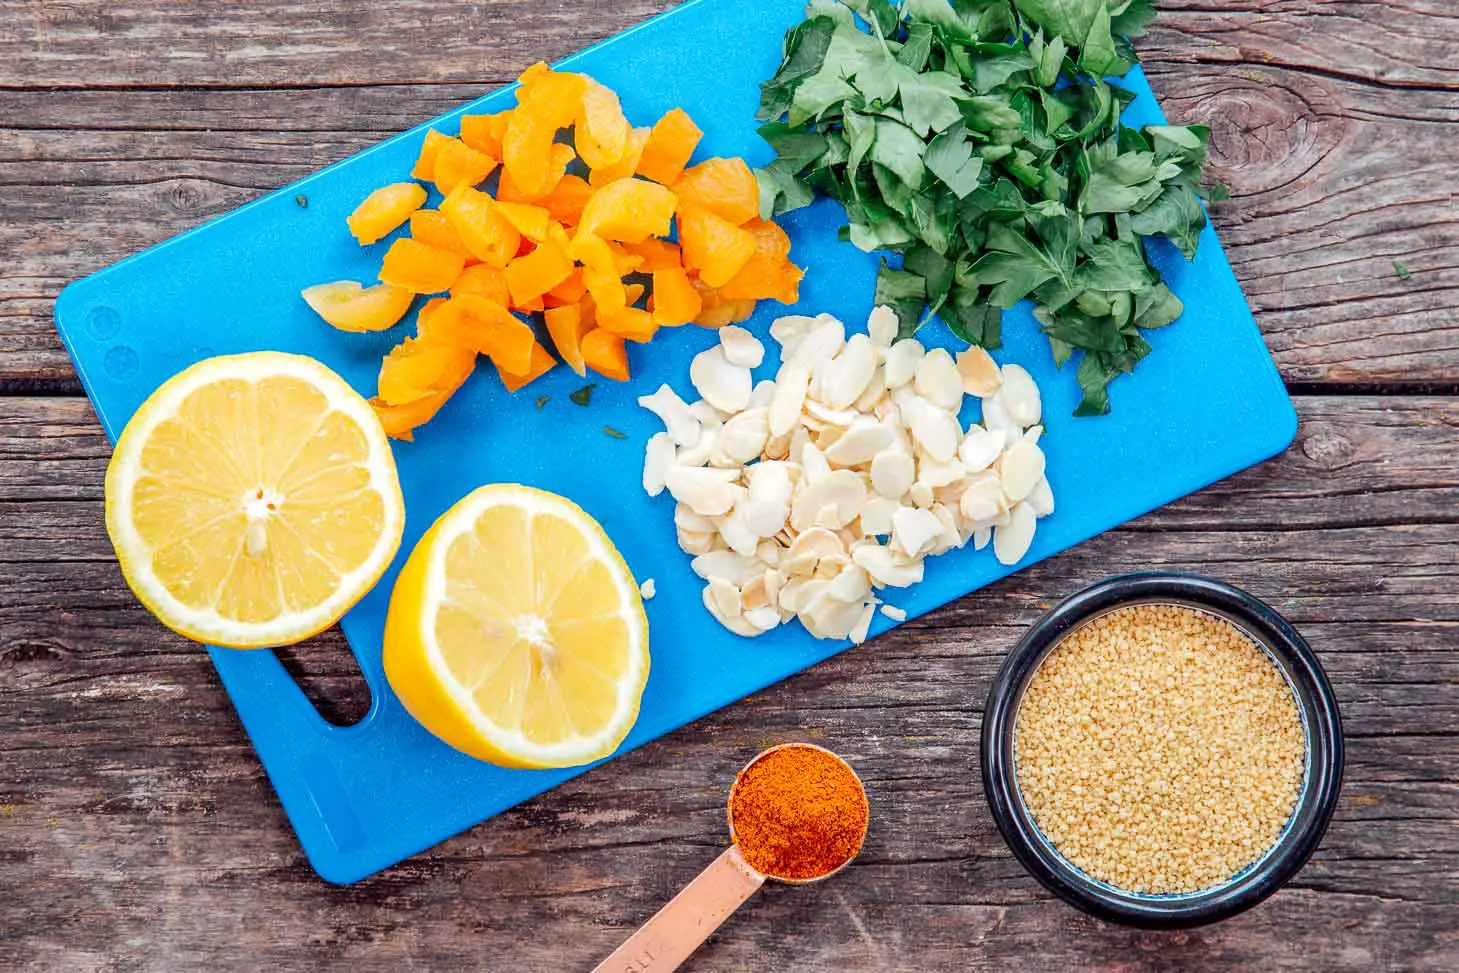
294 194 309 208
569 384 596 406
1394 260 1412 280
602 425 627 440
535 395 550 411
757 0 1219 415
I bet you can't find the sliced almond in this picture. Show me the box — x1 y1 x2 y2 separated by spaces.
717 408 770 466
867 306 898 347
719 325 765 368
852 544 925 588
903 395 960 462
884 338 924 389
821 334 877 409
690 345 753 414
642 432 676 497
959 471 1008 525
870 452 916 500
956 346 1002 397
787 526 846 563
664 466 738 517
785 317 846 368
1000 364 1042 428
917 456 966 489
958 426 1006 473
1027 476 1056 518
638 384 702 447
914 348 965 411
750 379 777 409
859 496 900 537
790 469 867 532
994 501 1037 566
892 506 943 559
825 416 895 467
999 440 1046 503
678 528 719 555
769 364 810 438
691 550 762 587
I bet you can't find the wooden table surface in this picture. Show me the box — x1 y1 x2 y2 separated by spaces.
4 1 1457 969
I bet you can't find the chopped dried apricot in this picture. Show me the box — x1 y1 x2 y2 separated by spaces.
675 158 759 225
598 304 657 344
432 137 497 195
504 68 587 197
505 240 575 307
581 328 631 382
576 80 631 171
377 335 475 406
578 178 678 244
348 183 427 246
373 390 455 442
589 127 651 188
493 202 553 242
622 238 682 273
412 130 453 181
546 267 587 305
379 238 467 294
718 218 802 303
678 206 757 288
542 174 595 226
409 210 473 259
495 340 558 392
544 304 589 376
450 263 512 306
637 108 703 185
649 267 701 327
441 186 521 268
459 111 510 158
301 281 415 333
426 296 537 374
497 143 577 203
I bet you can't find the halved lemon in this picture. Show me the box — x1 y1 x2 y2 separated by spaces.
383 485 650 769
104 352 405 648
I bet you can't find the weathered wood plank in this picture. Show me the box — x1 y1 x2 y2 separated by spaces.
4 8 1459 387
1 394 1456 970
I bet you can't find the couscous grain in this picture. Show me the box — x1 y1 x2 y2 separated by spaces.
1014 603 1306 895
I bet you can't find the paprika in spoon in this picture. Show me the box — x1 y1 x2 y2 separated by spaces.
594 743 870 972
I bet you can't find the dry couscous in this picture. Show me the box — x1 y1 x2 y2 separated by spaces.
1014 603 1306 895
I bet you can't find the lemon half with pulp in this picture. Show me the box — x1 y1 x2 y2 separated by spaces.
104 351 405 648
383 484 650 769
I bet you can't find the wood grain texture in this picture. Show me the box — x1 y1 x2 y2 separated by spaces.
4 1 1458 970
3 1 1459 387
2 396 1456 971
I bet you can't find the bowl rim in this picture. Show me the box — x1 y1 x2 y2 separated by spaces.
980 571 1344 929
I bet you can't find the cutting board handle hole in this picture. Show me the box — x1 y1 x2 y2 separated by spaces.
273 628 372 727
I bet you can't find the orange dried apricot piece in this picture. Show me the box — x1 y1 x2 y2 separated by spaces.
623 238 682 273
441 186 521 268
497 142 577 203
505 240 575 308
427 296 537 374
450 263 512 306
598 304 657 344
495 340 558 392
379 238 467 294
649 267 702 328
542 174 595 226
576 80 631 171
689 278 738 329
412 130 453 181
493 202 553 243
678 206 757 288
373 390 454 442
377 334 476 406
459 111 510 158
637 108 704 186
581 328 631 382
589 127 650 188
675 158 760 225
504 68 586 198
718 218 802 303
348 182 428 246
544 304 589 377
432 137 497 195
301 281 415 333
546 267 587 305
578 177 678 244
409 210 473 260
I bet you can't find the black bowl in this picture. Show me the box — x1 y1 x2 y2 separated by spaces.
981 572 1344 928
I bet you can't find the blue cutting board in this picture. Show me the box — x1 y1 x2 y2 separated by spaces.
55 0 1295 884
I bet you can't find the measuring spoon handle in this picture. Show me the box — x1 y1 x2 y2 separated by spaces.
593 845 766 973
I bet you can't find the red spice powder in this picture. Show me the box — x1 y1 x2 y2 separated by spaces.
728 744 869 881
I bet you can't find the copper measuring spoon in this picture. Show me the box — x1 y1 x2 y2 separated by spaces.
594 743 869 973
